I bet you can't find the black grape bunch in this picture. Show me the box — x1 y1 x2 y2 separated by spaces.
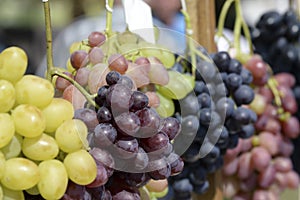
163 50 256 200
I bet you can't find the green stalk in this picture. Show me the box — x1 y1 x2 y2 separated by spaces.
43 0 54 81
242 20 253 54
216 0 235 37
235 0 253 54
181 9 197 77
105 0 115 38
233 0 242 56
50 69 98 108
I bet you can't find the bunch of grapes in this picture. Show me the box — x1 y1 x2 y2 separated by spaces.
159 50 256 200
251 9 300 175
222 54 300 200
49 29 190 200
0 46 100 200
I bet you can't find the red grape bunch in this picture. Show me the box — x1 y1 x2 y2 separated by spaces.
222 54 300 200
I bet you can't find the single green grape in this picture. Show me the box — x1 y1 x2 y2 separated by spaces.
0 113 15 148
0 80 15 113
0 46 27 84
1 157 40 190
2 185 24 200
25 185 40 196
150 187 169 198
55 119 89 153
22 133 59 161
63 149 97 185
14 75 54 109
117 31 139 45
156 70 193 100
1 134 22 159
42 98 74 133
0 151 5 180
11 104 46 138
38 159 68 200
155 92 175 118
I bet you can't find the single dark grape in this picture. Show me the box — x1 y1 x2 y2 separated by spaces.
97 106 112 123
211 51 231 72
95 85 109 107
160 117 181 140
233 85 255 106
228 59 242 74
129 91 149 112
94 123 117 148
106 71 121 85
197 93 211 108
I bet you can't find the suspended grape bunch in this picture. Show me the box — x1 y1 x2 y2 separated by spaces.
250 9 300 176
152 2 257 199
211 1 300 200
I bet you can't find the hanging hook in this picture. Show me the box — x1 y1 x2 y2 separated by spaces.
180 0 187 12
106 0 113 13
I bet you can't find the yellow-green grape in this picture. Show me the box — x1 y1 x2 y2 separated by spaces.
69 41 81 54
2 185 24 200
0 80 15 113
22 133 59 161
0 151 5 179
11 104 46 138
182 73 195 91
14 75 54 109
66 58 76 74
156 71 193 100
0 46 27 84
146 179 168 193
150 187 169 198
155 92 175 118
159 49 175 69
42 98 74 133
139 44 175 68
0 113 15 148
55 119 89 153
63 149 97 185
1 157 40 190
139 187 151 200
25 185 40 195
1 134 22 159
38 159 68 200
117 31 139 45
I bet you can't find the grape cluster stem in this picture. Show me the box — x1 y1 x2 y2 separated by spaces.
43 0 98 109
180 3 211 79
216 0 253 59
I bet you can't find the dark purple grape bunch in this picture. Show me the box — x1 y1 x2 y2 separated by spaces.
165 51 256 199
75 71 184 199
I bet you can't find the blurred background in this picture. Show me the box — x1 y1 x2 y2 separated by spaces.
0 0 289 74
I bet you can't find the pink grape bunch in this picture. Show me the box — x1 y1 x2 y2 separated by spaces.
222 54 300 200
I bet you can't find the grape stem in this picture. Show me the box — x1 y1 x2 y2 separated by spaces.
267 77 290 121
181 9 210 78
50 69 98 109
105 0 115 38
43 0 54 81
216 0 234 38
216 0 253 57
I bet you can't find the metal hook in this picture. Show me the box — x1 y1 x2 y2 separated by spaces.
106 0 113 13
180 0 187 12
